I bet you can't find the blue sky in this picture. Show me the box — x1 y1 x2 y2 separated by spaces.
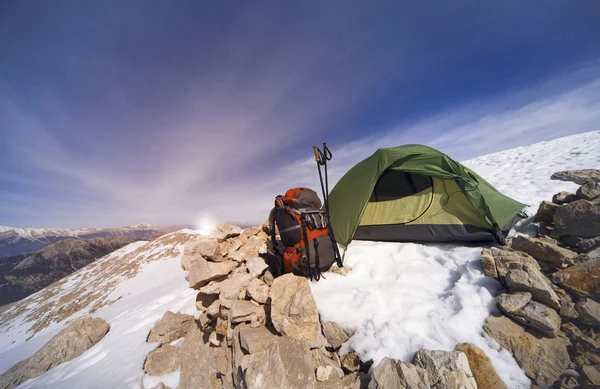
1 1 600 228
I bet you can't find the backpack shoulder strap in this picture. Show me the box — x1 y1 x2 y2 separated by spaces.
268 207 280 255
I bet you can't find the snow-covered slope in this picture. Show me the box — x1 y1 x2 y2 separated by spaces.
310 131 600 389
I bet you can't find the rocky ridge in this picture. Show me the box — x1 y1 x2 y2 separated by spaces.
481 169 600 388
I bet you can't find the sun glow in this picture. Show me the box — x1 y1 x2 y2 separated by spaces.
195 214 216 236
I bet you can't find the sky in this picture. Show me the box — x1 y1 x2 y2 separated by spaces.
1 1 600 228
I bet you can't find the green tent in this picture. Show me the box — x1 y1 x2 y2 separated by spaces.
327 144 526 246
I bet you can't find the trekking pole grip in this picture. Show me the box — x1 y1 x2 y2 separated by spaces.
313 146 321 163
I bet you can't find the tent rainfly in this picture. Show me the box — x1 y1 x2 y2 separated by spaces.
327 144 526 246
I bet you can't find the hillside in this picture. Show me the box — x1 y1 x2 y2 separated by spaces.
0 236 139 306
0 132 598 388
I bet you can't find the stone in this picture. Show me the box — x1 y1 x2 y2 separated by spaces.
368 357 429 389
0 317 109 389
554 287 579 320
238 325 276 354
220 237 243 257
575 298 600 326
247 257 269 277
196 290 219 312
243 336 316 389
455 343 507 389
212 272 254 308
147 311 195 344
239 236 267 260
230 300 266 325
412 349 476 389
179 324 226 389
196 238 223 261
144 344 179 375
561 322 599 351
577 181 600 201
262 270 275 286
341 351 361 373
321 321 351 350
311 348 344 380
552 258 600 300
577 246 600 263
209 331 221 346
480 247 540 280
496 292 531 312
270 274 321 344
483 314 571 385
577 236 600 252
553 191 578 205
552 200 600 239
187 257 237 289
497 294 561 337
505 262 560 310
214 223 242 242
551 169 600 185
534 201 558 222
247 278 269 304
511 235 576 269
151 383 170 389
581 365 600 386
317 365 334 382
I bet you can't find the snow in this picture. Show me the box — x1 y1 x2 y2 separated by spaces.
310 131 600 389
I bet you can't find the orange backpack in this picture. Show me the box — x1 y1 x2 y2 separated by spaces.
268 187 341 280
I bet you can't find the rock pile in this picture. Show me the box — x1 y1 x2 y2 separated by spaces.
143 223 511 389
481 169 600 388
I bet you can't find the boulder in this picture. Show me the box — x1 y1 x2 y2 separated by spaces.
511 235 576 269
196 290 219 312
534 201 558 222
576 181 600 201
455 343 507 389
561 323 599 352
552 191 578 205
341 351 361 373
552 200 600 239
311 348 344 380
0 317 109 389
230 300 266 326
551 258 600 300
206 272 254 308
581 365 600 386
412 349 476 389
342 372 370 389
321 321 351 350
144 344 179 375
483 314 571 385
262 270 275 286
551 169 600 185
239 236 267 261
247 278 269 304
554 287 579 320
194 238 223 261
480 248 540 280
505 262 560 310
214 223 242 242
575 298 600 326
220 237 243 257
243 336 316 389
368 357 429 389
188 257 237 289
147 311 195 344
576 246 600 262
179 324 227 389
238 325 276 354
577 236 600 252
497 293 561 337
247 257 269 278
317 365 334 382
270 274 321 344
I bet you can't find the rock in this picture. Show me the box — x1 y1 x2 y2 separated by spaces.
575 298 600 326
247 278 269 304
511 235 576 269
368 357 429 389
262 270 275 286
179 324 228 389
196 237 223 261
551 258 600 300
0 317 109 389
243 336 316 389
496 292 531 312
341 351 361 373
552 200 600 239
144 344 179 375
317 365 334 382
196 290 219 312
238 325 276 354
147 311 195 344
505 262 560 310
577 236 600 252
412 349 476 389
534 201 559 222
151 383 170 389
342 372 370 389
206 272 254 308
483 314 571 385
480 247 540 280
311 348 344 380
205 299 221 318
581 365 600 386
497 293 561 337
321 322 351 350
214 223 242 242
577 246 600 263
247 257 269 278
188 257 237 289
270 274 321 344
239 236 268 261
220 237 243 257
553 191 578 205
577 181 600 201
561 322 599 351
455 343 507 389
554 287 579 319
551 169 600 185
230 300 266 326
